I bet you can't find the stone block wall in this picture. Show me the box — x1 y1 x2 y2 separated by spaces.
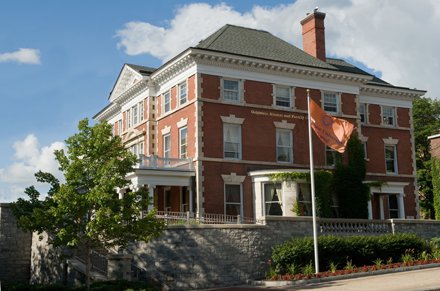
127 217 313 290
0 203 32 284
392 219 440 239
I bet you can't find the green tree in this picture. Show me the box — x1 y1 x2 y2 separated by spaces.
12 119 165 290
333 135 369 218
413 97 440 218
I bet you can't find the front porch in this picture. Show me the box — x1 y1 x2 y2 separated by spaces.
125 155 196 214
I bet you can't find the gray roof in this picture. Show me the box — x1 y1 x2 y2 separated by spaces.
326 58 391 86
195 24 335 70
194 25 421 91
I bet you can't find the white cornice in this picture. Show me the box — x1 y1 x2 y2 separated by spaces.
189 48 373 86
151 50 196 86
95 103 120 121
360 84 426 99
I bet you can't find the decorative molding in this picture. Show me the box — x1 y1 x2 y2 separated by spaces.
221 173 246 184
161 125 171 135
191 48 373 89
360 85 426 100
177 117 188 128
274 120 296 130
221 114 245 124
359 135 368 143
383 137 399 145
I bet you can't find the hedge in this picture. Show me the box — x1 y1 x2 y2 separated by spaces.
271 233 430 274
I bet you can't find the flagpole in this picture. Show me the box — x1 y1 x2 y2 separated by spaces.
307 89 319 274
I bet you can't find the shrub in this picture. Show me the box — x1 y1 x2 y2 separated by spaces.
271 233 429 274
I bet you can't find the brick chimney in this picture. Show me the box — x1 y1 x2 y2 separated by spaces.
300 9 326 61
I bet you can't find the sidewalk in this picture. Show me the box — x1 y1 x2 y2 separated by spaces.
210 266 440 291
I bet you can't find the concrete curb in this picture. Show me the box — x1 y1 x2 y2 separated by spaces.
252 263 440 287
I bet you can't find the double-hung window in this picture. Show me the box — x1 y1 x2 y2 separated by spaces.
118 119 122 135
325 146 337 166
223 79 240 102
126 110 131 129
223 124 241 159
385 145 397 174
225 184 242 216
132 105 138 125
264 183 283 216
179 127 187 159
179 82 187 105
139 101 144 121
297 183 312 216
382 106 395 126
359 103 367 124
276 129 293 163
275 86 291 107
163 91 171 114
388 195 399 218
163 134 171 159
323 92 338 114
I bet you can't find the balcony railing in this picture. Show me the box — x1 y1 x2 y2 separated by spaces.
154 211 257 225
319 218 391 235
137 155 193 171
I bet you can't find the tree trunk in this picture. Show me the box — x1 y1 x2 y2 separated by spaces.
86 240 91 291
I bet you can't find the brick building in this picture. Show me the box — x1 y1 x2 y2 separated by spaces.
95 11 425 221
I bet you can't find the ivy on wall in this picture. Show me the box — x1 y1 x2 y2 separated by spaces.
431 157 440 220
270 135 369 219
333 135 369 218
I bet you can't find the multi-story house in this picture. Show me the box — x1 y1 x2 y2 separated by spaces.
95 10 425 221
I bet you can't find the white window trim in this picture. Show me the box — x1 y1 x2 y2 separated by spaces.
177 117 188 128
163 90 171 114
276 129 293 163
221 78 242 103
263 182 283 216
224 184 243 217
359 103 368 124
139 100 144 122
221 114 245 125
132 105 138 126
322 91 340 115
179 126 188 159
385 144 398 174
178 81 188 106
223 123 242 160
381 105 396 127
163 133 171 158
273 85 293 109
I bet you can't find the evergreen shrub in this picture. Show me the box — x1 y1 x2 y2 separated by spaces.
271 233 429 274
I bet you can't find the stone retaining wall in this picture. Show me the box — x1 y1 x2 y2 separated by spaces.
0 203 32 284
4 199 440 290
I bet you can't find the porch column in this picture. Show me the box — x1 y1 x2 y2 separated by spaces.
367 199 372 220
379 195 384 220
189 186 194 215
147 184 155 211
118 188 126 200
398 193 405 219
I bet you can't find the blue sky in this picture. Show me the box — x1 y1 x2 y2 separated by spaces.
1 0 438 201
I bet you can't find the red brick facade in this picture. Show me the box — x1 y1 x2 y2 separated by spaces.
96 12 424 221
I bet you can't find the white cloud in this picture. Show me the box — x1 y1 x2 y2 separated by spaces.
0 48 41 64
0 134 65 202
115 0 439 98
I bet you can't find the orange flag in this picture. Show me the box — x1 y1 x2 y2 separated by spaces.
310 99 354 153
